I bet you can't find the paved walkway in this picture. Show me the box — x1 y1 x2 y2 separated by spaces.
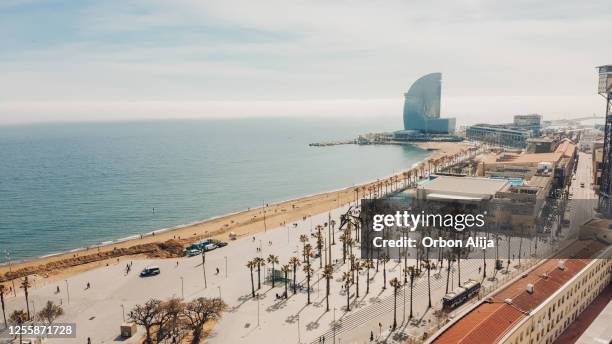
2 153 590 344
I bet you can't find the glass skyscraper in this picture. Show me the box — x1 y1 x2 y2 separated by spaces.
402 72 455 134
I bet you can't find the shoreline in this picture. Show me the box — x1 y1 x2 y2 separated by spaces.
0 141 471 286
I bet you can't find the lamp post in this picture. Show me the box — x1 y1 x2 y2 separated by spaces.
180 277 184 299
65 279 70 304
121 304 125 322
225 256 228 279
218 286 222 299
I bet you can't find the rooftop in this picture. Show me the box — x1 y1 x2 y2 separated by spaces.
525 175 552 189
481 152 563 165
554 138 577 158
431 240 609 344
419 176 510 198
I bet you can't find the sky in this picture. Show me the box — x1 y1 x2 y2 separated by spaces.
0 0 611 125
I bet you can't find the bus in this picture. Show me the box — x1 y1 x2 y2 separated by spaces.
442 279 481 310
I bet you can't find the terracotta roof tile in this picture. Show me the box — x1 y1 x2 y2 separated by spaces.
431 240 607 344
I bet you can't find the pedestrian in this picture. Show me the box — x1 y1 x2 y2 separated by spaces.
216 267 220 275
87 337 91 344
370 331 374 341
56 286 60 294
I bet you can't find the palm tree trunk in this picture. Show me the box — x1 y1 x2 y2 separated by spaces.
284 272 288 297
293 266 297 294
271 262 275 287
427 247 432 308
346 282 350 311
445 258 451 293
383 262 387 289
24 290 30 320
392 288 397 330
366 269 370 294
457 249 461 287
409 279 414 318
306 275 311 304
250 268 255 297
1 293 6 329
257 265 261 290
326 278 330 311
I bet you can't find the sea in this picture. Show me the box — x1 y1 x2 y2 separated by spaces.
0 117 431 261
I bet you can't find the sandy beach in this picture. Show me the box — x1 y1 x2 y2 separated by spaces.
0 141 470 289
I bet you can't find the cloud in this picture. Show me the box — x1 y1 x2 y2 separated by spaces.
0 0 610 124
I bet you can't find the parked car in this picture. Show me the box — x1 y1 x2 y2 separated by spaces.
185 248 201 257
203 243 217 252
211 239 228 248
140 266 161 277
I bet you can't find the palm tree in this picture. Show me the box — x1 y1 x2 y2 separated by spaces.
342 271 352 311
289 257 301 294
304 243 313 265
9 310 28 344
426 251 432 308
349 254 356 281
381 255 390 289
445 252 453 293
363 259 374 294
330 219 336 245
353 260 363 298
390 278 401 330
254 257 265 290
20 276 31 320
37 300 64 325
303 263 313 305
322 264 334 312
281 264 290 298
0 285 6 329
299 235 309 262
315 226 324 268
408 266 417 319
267 255 279 287
246 260 256 297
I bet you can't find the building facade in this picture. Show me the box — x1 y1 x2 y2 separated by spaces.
466 125 532 148
498 253 611 344
402 73 456 134
429 240 612 344
514 114 542 136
